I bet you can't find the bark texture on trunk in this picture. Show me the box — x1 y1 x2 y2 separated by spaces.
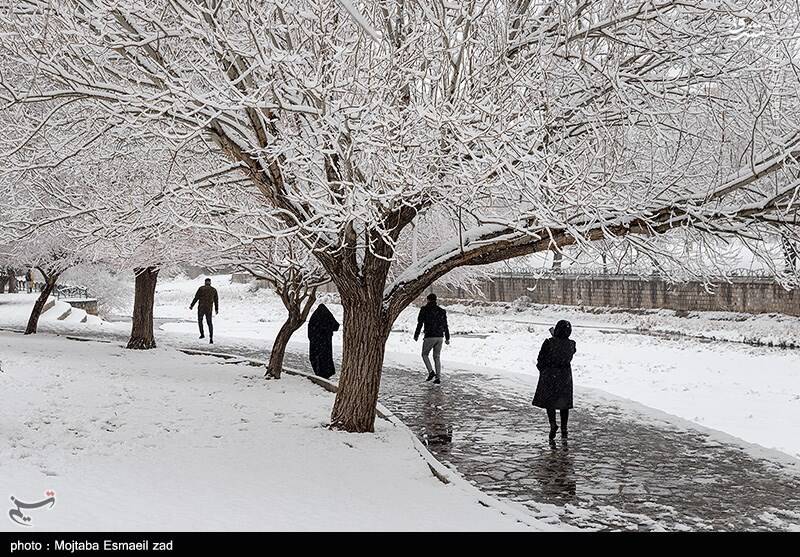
330 293 391 433
127 267 159 350
266 315 301 379
266 288 317 379
25 272 60 335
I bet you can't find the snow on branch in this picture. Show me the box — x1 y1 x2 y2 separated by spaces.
334 0 383 43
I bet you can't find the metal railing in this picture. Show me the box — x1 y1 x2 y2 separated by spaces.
54 284 91 300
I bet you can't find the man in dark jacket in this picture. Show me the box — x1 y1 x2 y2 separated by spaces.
189 278 219 344
414 293 450 384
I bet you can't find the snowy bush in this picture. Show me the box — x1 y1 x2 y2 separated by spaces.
316 292 341 306
511 296 532 310
61 265 133 318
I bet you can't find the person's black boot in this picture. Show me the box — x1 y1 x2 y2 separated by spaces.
433 376 441 384
549 423 559 440
426 372 435 381
209 338 214 344
199 334 205 339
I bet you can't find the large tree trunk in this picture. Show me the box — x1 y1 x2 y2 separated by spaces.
25 272 60 335
266 314 302 379
330 293 391 433
127 267 159 350
0 274 7 293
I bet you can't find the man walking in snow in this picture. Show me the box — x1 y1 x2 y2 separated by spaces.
414 293 450 384
189 278 219 344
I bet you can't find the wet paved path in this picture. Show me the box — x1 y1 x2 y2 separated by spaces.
206 338 800 531
375 362 800 531
7 323 800 531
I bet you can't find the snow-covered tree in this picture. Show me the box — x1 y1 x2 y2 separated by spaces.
89 146 222 350
170 175 488 377
1 229 85 334
223 240 329 379
2 0 800 431
0 145 112 332
0 120 217 342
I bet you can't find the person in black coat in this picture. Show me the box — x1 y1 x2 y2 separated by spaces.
532 320 576 440
308 304 340 379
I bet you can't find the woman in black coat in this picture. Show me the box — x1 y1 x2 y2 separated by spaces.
532 320 576 440
308 304 340 379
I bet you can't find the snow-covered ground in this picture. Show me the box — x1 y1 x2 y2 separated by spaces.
148 275 800 462
3 273 799 464
0 331 545 531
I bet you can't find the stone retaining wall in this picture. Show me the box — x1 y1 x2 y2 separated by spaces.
232 272 800 316
63 298 99 316
429 275 800 316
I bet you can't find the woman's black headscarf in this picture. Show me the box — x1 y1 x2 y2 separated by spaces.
552 320 572 339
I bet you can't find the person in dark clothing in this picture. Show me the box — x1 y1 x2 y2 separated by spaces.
308 304 340 379
25 269 34 293
414 293 450 384
532 320 576 440
189 278 219 344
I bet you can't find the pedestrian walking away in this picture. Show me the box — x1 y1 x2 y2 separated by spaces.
532 320 576 440
308 303 340 379
189 278 219 344
414 293 450 384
